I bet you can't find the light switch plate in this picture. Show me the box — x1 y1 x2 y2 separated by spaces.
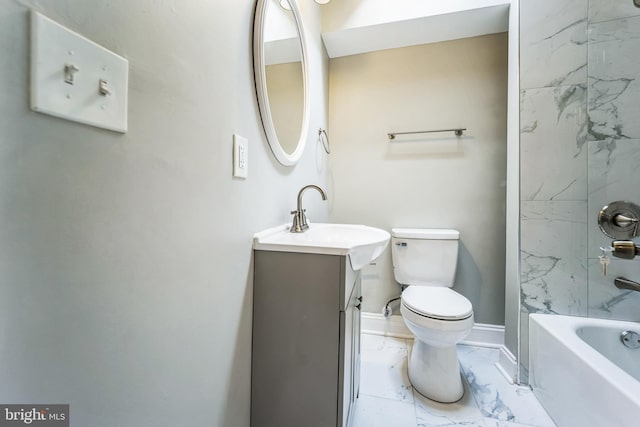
30 11 128 132
233 134 248 179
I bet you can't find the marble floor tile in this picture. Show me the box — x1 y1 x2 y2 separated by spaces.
353 334 557 427
361 333 408 354
360 334 414 403
458 346 556 427
352 395 417 427
414 377 486 427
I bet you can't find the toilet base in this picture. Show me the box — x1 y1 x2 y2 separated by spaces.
408 339 464 403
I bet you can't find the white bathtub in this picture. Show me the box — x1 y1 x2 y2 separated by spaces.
529 314 640 427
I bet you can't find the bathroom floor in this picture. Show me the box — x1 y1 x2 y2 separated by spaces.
353 334 557 427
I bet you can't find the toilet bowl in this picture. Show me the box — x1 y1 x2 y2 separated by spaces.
391 228 474 403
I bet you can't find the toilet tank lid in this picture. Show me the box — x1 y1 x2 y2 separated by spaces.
391 228 459 240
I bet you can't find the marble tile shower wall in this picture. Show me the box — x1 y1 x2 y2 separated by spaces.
519 0 640 380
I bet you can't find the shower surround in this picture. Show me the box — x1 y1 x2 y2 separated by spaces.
519 0 640 380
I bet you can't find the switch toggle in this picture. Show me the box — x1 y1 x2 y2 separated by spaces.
99 79 111 96
64 63 79 84
233 134 248 179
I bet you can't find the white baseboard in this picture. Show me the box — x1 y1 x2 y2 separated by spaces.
362 312 505 347
361 312 413 339
461 323 505 349
496 345 518 384
362 312 516 383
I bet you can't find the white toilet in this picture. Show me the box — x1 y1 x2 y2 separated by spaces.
391 228 474 403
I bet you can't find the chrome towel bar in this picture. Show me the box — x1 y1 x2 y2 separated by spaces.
388 128 466 140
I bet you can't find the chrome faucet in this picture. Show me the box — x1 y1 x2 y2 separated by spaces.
611 240 640 260
290 184 327 233
615 277 640 293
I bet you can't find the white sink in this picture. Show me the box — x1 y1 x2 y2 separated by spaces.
253 223 391 271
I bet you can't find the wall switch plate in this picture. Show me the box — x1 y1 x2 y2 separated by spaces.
30 11 128 132
233 134 248 179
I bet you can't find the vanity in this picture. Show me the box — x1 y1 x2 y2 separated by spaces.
251 223 389 427
250 0 390 423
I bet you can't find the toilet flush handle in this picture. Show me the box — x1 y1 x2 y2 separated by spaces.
395 242 407 247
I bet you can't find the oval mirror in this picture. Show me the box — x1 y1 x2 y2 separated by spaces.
254 0 310 167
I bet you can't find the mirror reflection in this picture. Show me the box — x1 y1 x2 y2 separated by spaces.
263 0 305 155
254 0 309 166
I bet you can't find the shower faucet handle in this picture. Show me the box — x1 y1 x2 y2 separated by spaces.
615 214 639 238
611 241 640 260
598 201 640 239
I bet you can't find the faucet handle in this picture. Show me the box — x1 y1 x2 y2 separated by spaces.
290 209 307 233
612 241 640 260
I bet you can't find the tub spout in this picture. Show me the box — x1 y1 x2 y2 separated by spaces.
614 277 640 293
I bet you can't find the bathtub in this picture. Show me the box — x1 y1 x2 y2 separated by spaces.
529 314 640 427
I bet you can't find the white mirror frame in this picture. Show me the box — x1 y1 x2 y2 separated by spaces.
253 0 310 167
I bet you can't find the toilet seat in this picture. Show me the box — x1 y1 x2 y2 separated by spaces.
401 287 472 321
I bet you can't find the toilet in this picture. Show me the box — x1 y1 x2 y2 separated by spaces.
391 228 474 403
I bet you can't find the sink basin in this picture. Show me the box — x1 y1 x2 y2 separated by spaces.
253 223 390 271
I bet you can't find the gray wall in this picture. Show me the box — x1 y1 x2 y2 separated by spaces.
328 33 508 325
519 0 640 381
0 1 329 425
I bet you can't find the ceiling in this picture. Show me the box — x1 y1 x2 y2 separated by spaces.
320 1 510 58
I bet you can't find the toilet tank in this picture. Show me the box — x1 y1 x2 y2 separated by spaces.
391 228 459 287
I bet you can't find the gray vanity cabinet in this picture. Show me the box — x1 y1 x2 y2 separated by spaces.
340 274 362 427
251 250 362 427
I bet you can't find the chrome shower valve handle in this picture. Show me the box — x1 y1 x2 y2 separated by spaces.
598 201 640 239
